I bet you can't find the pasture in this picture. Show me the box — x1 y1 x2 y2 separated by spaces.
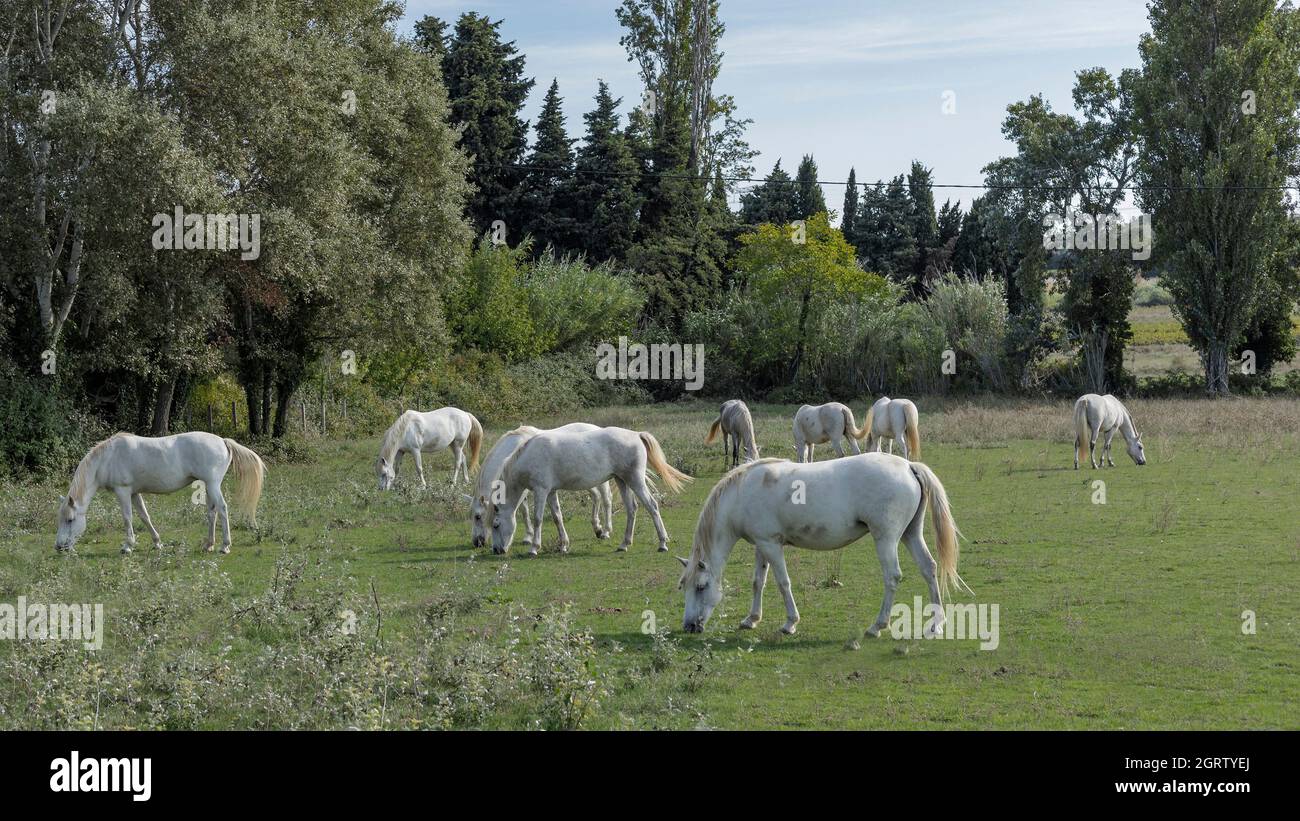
1 398 1297 730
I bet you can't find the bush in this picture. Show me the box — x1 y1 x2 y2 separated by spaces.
1133 278 1175 307
0 365 100 478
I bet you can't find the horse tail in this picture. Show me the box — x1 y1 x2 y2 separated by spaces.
224 439 266 526
845 405 869 440
1073 398 1090 467
705 416 722 444
904 402 921 460
855 405 873 441
466 414 483 474
909 461 970 597
639 432 692 493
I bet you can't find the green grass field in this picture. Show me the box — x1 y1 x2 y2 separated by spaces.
2 398 1297 729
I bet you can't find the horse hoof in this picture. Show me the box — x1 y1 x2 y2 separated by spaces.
527 550 539 558
220 546 231 555
657 545 669 553
780 623 798 635
616 544 629 552
120 546 133 555
864 624 883 638
739 618 759 630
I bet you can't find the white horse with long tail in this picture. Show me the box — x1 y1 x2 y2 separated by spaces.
705 399 759 467
55 432 265 555
376 407 482 489
678 452 968 637
792 402 867 462
863 396 921 459
1073 393 1146 469
468 424 613 549
487 426 691 555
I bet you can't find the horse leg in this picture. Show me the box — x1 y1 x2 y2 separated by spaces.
547 491 570 554
896 435 908 460
202 491 217 552
601 481 614 538
731 435 740 468
133 493 163 549
587 487 610 539
865 529 904 638
740 548 769 629
210 483 232 554
411 449 427 488
614 477 637 552
1089 421 1102 469
628 473 670 552
903 524 945 638
115 487 137 555
450 441 466 484
527 485 547 557
721 429 730 465
1103 429 1116 467
521 491 535 551
831 437 846 459
759 543 800 634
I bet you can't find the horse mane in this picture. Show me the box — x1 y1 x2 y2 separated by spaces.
69 432 128 501
379 411 416 463
477 426 541 499
685 458 785 579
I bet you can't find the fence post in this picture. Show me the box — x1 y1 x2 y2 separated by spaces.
231 400 238 430
208 402 214 431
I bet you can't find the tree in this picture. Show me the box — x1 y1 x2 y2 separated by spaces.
794 154 826 219
906 161 939 294
519 79 579 254
572 81 642 263
740 160 796 225
1132 0 1300 395
841 168 860 248
425 12 534 238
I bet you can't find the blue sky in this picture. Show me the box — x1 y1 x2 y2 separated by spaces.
401 0 1152 216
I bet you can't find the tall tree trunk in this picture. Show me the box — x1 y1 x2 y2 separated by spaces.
1204 341 1230 396
272 377 297 438
150 375 176 435
244 365 263 436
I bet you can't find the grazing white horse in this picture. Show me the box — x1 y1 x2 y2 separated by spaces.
863 396 921 460
792 402 867 462
55 432 265 555
705 399 760 467
1073 393 1146 469
488 426 691 555
468 424 613 549
678 453 968 638
376 407 482 489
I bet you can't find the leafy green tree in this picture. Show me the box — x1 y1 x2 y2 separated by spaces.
1132 0 1300 394
571 81 642 263
841 168 860 248
906 161 939 294
424 12 534 238
740 160 797 225
794 154 826 219
519 79 579 254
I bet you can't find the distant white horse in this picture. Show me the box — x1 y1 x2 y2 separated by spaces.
376 407 482 489
705 399 759 467
55 432 265 555
488 426 691 555
863 396 921 460
1073 393 1146 469
468 424 613 550
792 402 866 462
678 453 968 637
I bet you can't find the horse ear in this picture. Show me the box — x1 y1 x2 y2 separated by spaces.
675 555 689 568
460 493 473 503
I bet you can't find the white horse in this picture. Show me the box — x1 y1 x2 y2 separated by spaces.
678 453 968 638
705 399 760 467
488 426 691 555
792 402 867 462
863 396 921 460
468 424 614 549
376 407 482 489
55 432 265 555
1073 393 1146 469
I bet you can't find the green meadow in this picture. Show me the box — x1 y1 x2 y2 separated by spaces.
1 398 1296 729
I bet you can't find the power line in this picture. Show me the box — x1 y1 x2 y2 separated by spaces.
496 163 1300 193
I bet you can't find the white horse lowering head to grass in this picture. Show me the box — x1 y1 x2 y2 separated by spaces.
55 432 265 555
467 424 613 550
678 452 969 637
486 426 691 555
376 407 482 490
863 396 921 460
1073 393 1145 469
792 402 868 462
705 399 759 467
